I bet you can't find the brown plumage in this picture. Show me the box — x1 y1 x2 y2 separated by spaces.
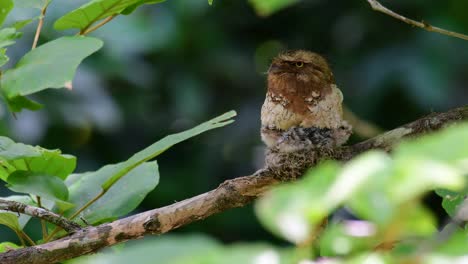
261 50 351 153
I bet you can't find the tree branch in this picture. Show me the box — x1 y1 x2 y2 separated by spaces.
0 199 81 233
366 0 468 41
0 106 466 264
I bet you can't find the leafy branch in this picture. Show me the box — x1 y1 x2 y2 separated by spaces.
0 106 465 264
0 198 80 233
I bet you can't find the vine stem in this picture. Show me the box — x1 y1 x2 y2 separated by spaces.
80 15 117 36
69 190 105 220
32 2 50 49
19 230 35 246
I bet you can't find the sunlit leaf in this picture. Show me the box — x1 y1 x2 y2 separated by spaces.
0 212 20 231
0 242 21 253
0 48 7 67
402 205 437 236
0 136 76 181
1 36 103 112
54 0 166 31
248 0 298 17
0 0 14 27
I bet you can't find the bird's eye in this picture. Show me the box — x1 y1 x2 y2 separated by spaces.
295 62 304 67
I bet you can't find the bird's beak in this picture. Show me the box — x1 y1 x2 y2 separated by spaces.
268 63 284 74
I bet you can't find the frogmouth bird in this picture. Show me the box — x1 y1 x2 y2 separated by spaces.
261 50 351 152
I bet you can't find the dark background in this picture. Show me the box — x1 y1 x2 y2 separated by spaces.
1 0 467 244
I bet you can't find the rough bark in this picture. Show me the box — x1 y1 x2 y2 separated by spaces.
0 106 466 264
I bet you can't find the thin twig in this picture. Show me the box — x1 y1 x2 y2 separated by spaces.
366 0 468 41
0 199 81 233
36 196 48 239
32 3 50 49
19 231 35 246
80 15 117 35
69 190 105 220
14 230 26 247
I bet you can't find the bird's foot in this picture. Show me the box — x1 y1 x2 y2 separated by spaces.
275 126 334 153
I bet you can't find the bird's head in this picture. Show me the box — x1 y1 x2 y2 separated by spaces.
268 50 334 87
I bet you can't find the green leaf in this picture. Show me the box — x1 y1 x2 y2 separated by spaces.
0 27 23 48
3 95 43 112
0 212 20 231
401 205 436 237
394 123 468 166
0 0 14 27
75 235 294 264
0 48 8 67
248 0 298 17
347 165 394 226
208 0 213 5
392 124 468 217
14 0 50 9
0 136 76 181
255 161 341 244
0 195 36 228
76 235 222 264
66 111 236 223
0 242 21 253
0 27 20 78
1 36 103 112
11 17 38 30
101 110 236 191
388 159 464 204
319 221 377 257
121 0 165 15
256 152 390 244
7 171 69 201
69 161 158 224
323 151 391 209
54 0 165 31
439 190 464 217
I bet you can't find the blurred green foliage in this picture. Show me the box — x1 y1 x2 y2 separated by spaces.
69 123 468 263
